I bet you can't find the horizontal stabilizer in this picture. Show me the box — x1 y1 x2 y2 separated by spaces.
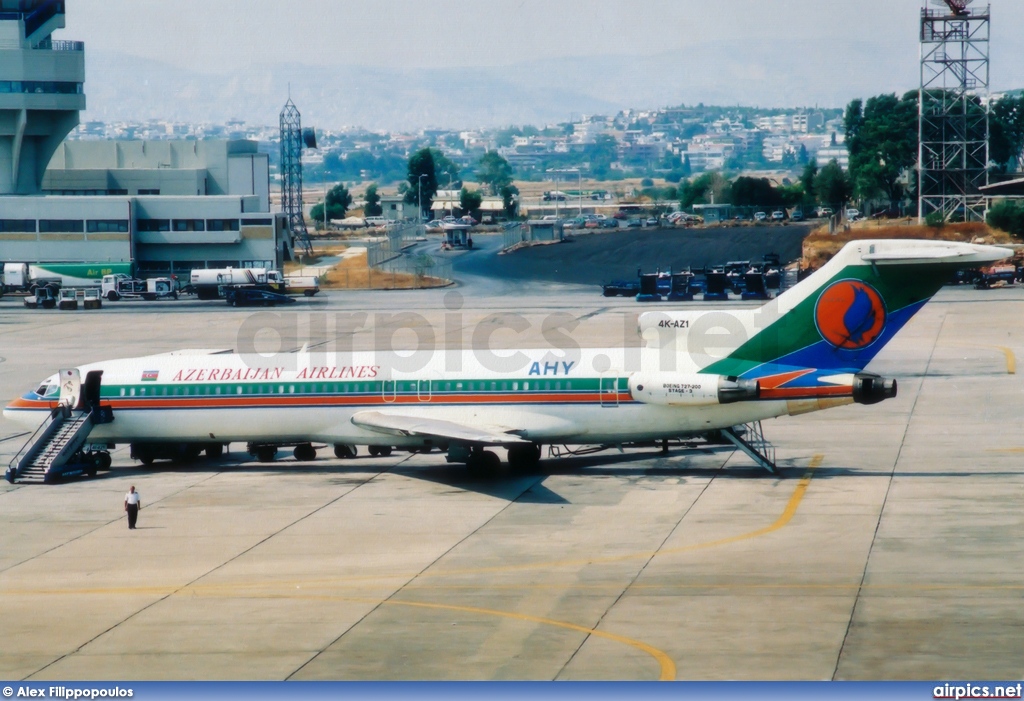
861 241 1012 265
351 411 532 446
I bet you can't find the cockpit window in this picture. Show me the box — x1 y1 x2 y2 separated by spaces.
35 382 59 398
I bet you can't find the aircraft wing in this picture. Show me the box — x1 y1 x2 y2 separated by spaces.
350 411 532 446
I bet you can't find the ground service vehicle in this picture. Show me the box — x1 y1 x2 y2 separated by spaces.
224 287 296 307
2 262 132 295
190 268 280 299
189 268 318 300
101 274 177 301
282 275 320 297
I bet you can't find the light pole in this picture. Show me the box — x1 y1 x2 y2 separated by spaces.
547 168 582 219
575 168 582 216
418 174 427 223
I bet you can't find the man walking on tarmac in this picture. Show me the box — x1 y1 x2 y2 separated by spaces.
124 485 141 530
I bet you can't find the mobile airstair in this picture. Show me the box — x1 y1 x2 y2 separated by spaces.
6 368 113 484
723 421 778 474
5 406 110 484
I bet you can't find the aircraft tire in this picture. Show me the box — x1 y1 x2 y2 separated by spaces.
333 444 357 459
98 452 112 470
508 444 542 471
467 450 502 477
206 443 224 460
378 446 392 457
256 446 277 463
294 443 317 461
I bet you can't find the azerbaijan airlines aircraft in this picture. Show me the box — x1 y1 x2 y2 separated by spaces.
3 239 1010 481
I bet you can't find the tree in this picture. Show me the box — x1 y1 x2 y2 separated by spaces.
800 161 818 201
584 134 619 178
363 183 382 217
681 154 692 177
460 187 483 220
986 201 1024 239
730 177 780 207
814 159 852 209
405 148 438 218
680 172 730 207
430 148 461 188
499 184 519 219
991 94 1024 173
310 183 352 226
477 151 514 195
844 92 917 209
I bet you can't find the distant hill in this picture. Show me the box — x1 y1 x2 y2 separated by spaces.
81 36 921 131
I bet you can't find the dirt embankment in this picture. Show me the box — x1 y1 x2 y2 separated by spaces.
286 246 450 290
802 221 1019 270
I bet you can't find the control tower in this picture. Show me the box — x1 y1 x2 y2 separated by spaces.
0 0 85 195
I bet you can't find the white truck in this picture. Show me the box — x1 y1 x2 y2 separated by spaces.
101 274 177 301
189 268 319 300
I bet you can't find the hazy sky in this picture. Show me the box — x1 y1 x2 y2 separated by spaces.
58 1 1024 129
64 0 1021 72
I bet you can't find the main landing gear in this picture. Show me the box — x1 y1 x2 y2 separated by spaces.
333 444 357 459
457 443 543 477
466 449 502 476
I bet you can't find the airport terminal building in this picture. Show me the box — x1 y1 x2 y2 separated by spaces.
0 1 294 276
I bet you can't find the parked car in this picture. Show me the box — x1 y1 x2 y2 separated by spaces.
845 208 861 221
600 218 619 229
645 217 660 227
613 211 629 220
425 219 444 229
771 211 785 222
790 210 804 222
626 218 643 228
815 207 834 218
754 211 767 222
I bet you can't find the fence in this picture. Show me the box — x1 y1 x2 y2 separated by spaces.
502 223 528 251
361 220 452 289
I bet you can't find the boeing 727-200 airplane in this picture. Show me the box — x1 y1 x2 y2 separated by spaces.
3 239 1011 483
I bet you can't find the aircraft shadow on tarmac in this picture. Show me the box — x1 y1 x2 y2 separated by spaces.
58 446 1019 503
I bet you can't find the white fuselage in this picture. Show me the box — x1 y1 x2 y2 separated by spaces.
4 348 844 448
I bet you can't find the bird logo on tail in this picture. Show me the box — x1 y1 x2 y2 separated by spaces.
814 280 887 350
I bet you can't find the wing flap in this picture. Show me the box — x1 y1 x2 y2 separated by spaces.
351 411 532 446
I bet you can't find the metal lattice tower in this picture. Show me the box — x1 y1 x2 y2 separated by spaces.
918 2 990 223
280 98 314 257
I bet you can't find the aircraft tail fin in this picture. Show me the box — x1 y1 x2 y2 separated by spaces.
701 238 1011 379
